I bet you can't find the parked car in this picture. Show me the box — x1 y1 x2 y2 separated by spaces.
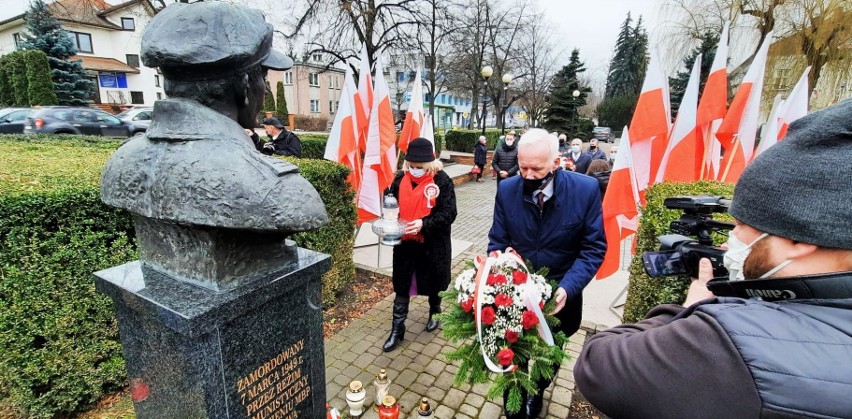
592 126 612 142
24 107 147 137
0 107 32 134
116 106 154 128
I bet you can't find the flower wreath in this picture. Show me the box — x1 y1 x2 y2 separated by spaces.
440 248 568 415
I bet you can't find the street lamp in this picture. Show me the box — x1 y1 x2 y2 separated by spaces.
571 89 580 137
480 66 493 135
500 73 513 135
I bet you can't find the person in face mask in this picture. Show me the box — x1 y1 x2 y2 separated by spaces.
382 138 458 352
586 138 607 161
488 129 606 419
574 99 852 419
565 138 592 175
491 130 520 185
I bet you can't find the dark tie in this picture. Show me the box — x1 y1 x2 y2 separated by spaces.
536 191 545 210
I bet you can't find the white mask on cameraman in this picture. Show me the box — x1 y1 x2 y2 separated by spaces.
409 167 426 178
723 232 767 281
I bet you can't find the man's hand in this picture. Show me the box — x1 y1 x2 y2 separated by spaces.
405 219 423 235
499 170 508 178
682 258 716 307
551 287 567 315
244 129 254 137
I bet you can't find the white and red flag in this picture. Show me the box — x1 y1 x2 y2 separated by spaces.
398 66 425 153
598 126 641 279
658 55 702 183
324 66 362 194
355 44 373 154
755 94 785 159
629 46 671 202
357 53 398 223
716 33 772 182
696 22 729 180
775 66 811 141
420 114 435 149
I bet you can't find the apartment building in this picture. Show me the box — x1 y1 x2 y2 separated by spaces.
267 54 345 124
0 0 164 107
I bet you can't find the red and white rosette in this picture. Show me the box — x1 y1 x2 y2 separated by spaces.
424 183 439 208
473 248 555 373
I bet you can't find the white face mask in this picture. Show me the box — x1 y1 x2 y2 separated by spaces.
409 167 426 178
505 140 514 146
571 145 581 153
723 232 793 281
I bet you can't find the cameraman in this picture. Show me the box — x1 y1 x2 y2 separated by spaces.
573 100 852 418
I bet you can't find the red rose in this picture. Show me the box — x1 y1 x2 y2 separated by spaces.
522 310 539 330
493 274 507 285
497 348 515 367
504 329 519 343
481 307 496 325
494 293 513 308
460 297 474 313
539 301 545 310
512 270 527 285
486 273 498 286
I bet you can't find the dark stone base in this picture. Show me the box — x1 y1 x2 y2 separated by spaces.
95 248 330 419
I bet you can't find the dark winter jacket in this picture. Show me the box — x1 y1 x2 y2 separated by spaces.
251 129 302 157
491 143 518 181
488 169 606 336
388 170 457 297
574 273 852 419
590 170 610 197
474 142 488 166
586 147 607 161
564 151 592 175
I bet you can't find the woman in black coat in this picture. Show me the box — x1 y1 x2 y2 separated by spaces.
383 138 458 352
473 135 488 182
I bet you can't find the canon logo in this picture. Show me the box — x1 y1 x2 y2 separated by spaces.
745 289 797 300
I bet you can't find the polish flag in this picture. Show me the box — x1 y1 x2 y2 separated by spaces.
775 66 811 140
420 114 435 148
629 46 671 201
716 33 772 182
355 45 373 153
696 22 729 179
658 55 702 183
598 126 641 279
324 66 362 193
754 94 785 159
398 66 425 152
357 54 398 223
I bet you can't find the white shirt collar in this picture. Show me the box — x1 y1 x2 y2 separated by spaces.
530 175 555 202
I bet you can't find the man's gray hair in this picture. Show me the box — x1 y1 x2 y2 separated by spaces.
518 128 559 159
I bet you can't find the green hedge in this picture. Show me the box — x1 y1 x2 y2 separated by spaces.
299 133 329 159
622 181 735 323
444 129 503 152
0 134 355 417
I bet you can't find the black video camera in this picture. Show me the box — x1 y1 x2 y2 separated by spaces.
642 196 734 279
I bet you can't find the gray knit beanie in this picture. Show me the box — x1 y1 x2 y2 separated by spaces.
730 98 852 249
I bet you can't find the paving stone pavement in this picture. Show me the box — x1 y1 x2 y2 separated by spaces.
325 176 587 419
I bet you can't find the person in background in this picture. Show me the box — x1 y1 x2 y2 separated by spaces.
565 138 592 174
608 145 618 165
558 133 570 154
246 117 302 156
474 135 488 183
586 138 607 161
382 138 458 352
492 130 519 185
573 100 852 418
489 129 606 418
586 159 611 198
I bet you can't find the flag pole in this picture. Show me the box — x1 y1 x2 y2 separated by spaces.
720 134 739 182
699 124 712 180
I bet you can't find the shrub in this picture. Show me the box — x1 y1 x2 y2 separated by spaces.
276 81 288 121
298 133 329 159
0 55 16 106
622 181 735 323
24 50 56 106
0 134 355 417
293 114 329 132
444 129 502 152
7 52 29 107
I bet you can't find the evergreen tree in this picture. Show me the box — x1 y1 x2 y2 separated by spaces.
8 53 29 106
543 49 591 137
0 56 14 106
669 31 718 113
18 0 94 106
263 80 276 113
275 81 288 122
628 16 649 96
604 13 649 100
25 50 57 105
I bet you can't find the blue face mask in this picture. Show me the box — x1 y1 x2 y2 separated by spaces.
571 145 581 153
409 167 426 178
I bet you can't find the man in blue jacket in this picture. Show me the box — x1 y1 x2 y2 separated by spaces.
488 128 607 419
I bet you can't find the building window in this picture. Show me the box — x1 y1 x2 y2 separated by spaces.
774 68 791 91
67 32 93 53
329 100 335 113
130 91 144 104
312 53 323 62
126 54 139 68
284 71 292 85
397 72 405 82
308 73 319 86
154 74 160 87
156 92 162 100
310 99 320 113
121 17 135 31
12 32 22 48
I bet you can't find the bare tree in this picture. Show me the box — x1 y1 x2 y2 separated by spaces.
514 10 558 128
415 0 464 132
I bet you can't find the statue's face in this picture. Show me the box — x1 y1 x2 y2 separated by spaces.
238 67 268 128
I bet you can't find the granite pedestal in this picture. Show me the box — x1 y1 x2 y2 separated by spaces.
95 247 330 419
